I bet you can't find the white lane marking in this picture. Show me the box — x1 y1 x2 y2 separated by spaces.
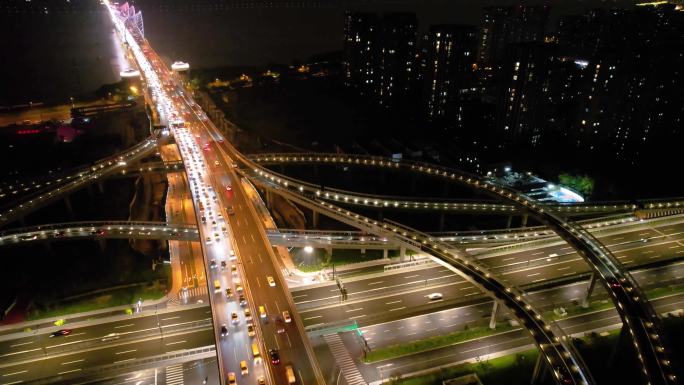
527 272 541 277
114 323 135 329
60 359 84 365
3 370 28 376
161 316 180 321
389 307 406 312
367 281 384 286
64 332 85 338
166 340 186 346
349 314 366 320
115 349 137 355
113 358 135 364
10 341 33 348
57 369 81 375
404 274 420 279
385 300 402 305
345 308 363 313
304 315 322 320
250 234 255 242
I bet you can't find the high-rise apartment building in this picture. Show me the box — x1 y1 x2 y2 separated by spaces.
422 25 478 122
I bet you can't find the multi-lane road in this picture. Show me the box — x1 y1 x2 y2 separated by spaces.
292 217 684 328
0 305 213 384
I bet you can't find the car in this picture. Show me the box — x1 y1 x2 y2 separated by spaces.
257 376 265 385
209 259 217 269
19 234 38 241
641 238 650 243
239 294 247 306
282 310 291 323
49 329 72 337
205 236 212 244
225 185 232 191
427 293 443 300
231 312 239 324
214 232 220 240
244 308 252 320
240 360 249 375
608 278 621 289
269 349 280 365
227 372 237 385
235 283 244 293
229 250 237 260
259 305 267 319
101 332 120 342
214 160 220 166
221 260 227 269
222 226 228 234
247 323 256 337
220 324 228 337
225 288 233 298
267 276 276 287
231 264 238 275
90 229 106 236
211 220 217 227
54 231 65 238
285 365 296 384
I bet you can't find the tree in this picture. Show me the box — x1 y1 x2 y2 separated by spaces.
558 173 594 197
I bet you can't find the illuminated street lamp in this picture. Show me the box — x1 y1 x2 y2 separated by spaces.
304 245 313 253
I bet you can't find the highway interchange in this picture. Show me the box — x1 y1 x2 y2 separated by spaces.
0 1 682 384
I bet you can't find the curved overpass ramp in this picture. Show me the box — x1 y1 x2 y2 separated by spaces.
247 153 677 385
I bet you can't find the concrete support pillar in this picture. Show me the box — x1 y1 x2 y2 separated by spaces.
87 184 95 199
43 241 54 256
312 210 319 229
489 301 499 329
582 272 598 308
264 190 271 209
64 195 74 218
399 246 406 261
530 354 547 385
378 210 383 222
506 215 514 229
325 246 332 256
607 324 629 368
383 248 388 260
439 213 445 232
410 174 417 195
96 238 106 253
521 213 529 228
441 180 449 197
97 181 105 194
360 248 366 254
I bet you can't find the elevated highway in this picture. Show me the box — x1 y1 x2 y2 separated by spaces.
240 156 677 384
238 166 595 385
0 131 162 227
250 153 684 218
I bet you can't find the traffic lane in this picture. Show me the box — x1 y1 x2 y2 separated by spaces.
214 156 317 385
496 237 684 284
0 327 215 383
196 130 268 383
291 233 684 308
360 261 684 349
303 259 684 336
292 265 456 303
298 278 479 327
0 305 211 357
365 291 684 379
483 223 684 268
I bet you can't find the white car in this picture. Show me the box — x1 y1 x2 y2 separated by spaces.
267 276 276 287
427 293 443 300
282 310 291 323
